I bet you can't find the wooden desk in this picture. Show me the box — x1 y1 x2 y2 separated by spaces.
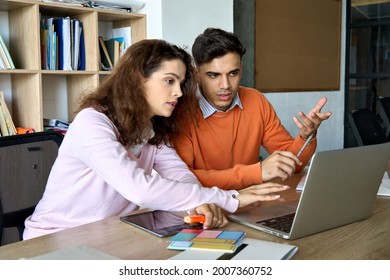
0 166 389 260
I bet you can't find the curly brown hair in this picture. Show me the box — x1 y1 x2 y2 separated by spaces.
76 39 198 147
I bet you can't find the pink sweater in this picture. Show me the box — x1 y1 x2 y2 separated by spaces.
23 108 239 239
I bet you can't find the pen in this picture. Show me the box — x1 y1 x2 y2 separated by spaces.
297 133 313 157
184 215 205 224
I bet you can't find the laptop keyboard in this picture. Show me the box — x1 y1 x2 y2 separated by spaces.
256 213 296 233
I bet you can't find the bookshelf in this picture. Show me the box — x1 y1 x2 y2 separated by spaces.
0 0 146 132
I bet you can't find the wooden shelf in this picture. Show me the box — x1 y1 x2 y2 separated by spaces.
0 0 146 131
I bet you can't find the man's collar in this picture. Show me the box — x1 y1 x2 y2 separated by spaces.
198 89 243 119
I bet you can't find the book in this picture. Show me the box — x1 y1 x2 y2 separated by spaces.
0 43 11 69
0 91 17 136
169 238 298 260
0 34 15 69
167 229 246 253
112 26 132 51
44 118 69 129
104 39 120 66
0 100 8 135
98 36 113 70
41 17 54 70
0 52 6 69
41 17 59 70
111 37 125 58
44 118 69 134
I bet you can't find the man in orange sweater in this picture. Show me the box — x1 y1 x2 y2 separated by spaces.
173 28 332 190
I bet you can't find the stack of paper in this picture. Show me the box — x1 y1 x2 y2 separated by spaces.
89 0 145 12
378 172 390 196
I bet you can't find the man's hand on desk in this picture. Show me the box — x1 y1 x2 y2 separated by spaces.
261 151 301 182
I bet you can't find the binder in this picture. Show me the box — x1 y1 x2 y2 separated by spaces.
72 19 81 70
78 22 85 70
53 17 72 70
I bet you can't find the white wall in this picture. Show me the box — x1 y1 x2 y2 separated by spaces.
160 0 233 49
138 0 163 39
139 0 233 48
139 0 346 152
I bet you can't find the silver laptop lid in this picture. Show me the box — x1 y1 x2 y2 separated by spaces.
229 142 390 240
289 142 390 239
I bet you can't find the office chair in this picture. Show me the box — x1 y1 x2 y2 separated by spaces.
348 108 388 146
0 131 63 245
378 96 390 138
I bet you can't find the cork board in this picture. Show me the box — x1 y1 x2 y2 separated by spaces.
255 0 341 92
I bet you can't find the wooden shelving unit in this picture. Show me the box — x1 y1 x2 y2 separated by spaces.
0 0 146 131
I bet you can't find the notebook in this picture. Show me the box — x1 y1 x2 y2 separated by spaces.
229 142 390 240
169 238 298 260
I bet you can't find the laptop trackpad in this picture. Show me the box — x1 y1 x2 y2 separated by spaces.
237 201 298 222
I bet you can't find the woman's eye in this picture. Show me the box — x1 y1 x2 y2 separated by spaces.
165 79 174 84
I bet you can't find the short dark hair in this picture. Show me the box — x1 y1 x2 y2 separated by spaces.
192 28 246 66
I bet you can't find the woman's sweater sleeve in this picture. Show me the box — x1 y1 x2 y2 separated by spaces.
68 110 240 213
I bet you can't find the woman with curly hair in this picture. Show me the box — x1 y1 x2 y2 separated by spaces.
24 39 289 239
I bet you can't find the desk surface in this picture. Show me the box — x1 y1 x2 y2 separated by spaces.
1 166 390 260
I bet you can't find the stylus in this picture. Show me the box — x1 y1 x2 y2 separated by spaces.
297 133 314 157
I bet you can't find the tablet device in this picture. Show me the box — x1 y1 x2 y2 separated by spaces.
120 210 202 237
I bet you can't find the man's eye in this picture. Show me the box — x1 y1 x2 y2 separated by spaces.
208 74 218 79
230 71 239 77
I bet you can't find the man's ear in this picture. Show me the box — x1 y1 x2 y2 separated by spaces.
194 67 200 84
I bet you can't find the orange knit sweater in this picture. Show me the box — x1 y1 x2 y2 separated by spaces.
173 86 316 190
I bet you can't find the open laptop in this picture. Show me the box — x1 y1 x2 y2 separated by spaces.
228 142 390 240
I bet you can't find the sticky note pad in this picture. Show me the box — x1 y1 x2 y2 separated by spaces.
218 231 245 240
170 232 198 242
167 229 246 253
196 230 222 238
